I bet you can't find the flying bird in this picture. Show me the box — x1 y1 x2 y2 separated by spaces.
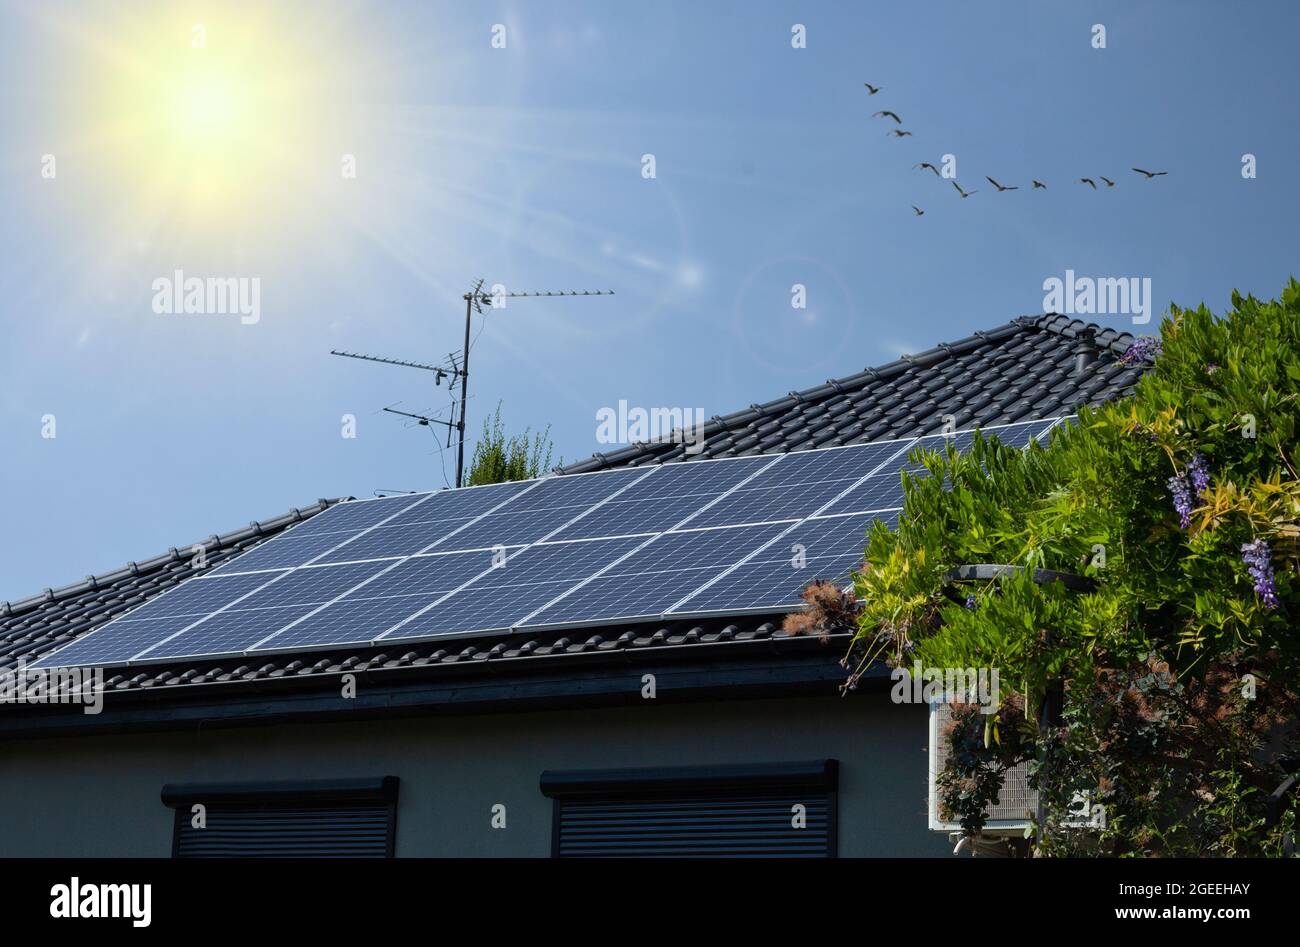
873 110 902 123
1032 180 1047 189
1100 176 1115 187
952 181 977 199
985 176 1019 192
1132 167 1168 178
1078 177 1097 189
887 129 913 137
864 82 880 95
914 162 942 178
912 205 925 216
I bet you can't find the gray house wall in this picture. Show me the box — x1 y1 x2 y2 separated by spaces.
0 693 951 857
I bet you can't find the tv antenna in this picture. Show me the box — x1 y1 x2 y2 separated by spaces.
331 280 614 488
330 349 461 387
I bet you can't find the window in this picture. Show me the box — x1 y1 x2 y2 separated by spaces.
161 777 399 858
540 760 837 857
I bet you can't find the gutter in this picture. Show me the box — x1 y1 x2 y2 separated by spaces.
0 633 886 740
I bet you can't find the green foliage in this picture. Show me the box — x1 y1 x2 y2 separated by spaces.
465 403 558 486
849 279 1300 853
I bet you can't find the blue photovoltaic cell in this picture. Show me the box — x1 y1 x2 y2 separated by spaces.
26 614 213 668
348 549 517 599
382 536 645 638
265 492 430 540
24 570 287 666
129 562 392 660
100 570 284 621
687 441 910 528
818 470 908 516
312 517 476 564
740 441 908 489
551 456 774 540
492 467 648 513
902 419 1053 476
671 513 882 614
437 467 649 549
251 595 445 651
213 483 534 575
209 529 366 574
251 549 517 650
209 560 391 611
140 604 320 661
374 479 537 527
822 422 1053 514
521 523 788 627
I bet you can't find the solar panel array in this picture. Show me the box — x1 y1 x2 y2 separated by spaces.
32 418 1065 669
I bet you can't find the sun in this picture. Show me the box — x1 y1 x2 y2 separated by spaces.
71 4 352 226
173 71 248 143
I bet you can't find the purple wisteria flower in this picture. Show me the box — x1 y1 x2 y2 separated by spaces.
1120 336 1163 366
1241 539 1280 609
1167 473 1193 528
964 595 977 610
1188 452 1211 496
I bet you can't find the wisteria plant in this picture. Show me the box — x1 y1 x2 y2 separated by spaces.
847 280 1300 855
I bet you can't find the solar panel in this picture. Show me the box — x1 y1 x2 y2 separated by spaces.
381 536 647 639
431 467 651 549
140 605 321 662
212 480 536 575
107 570 284 620
259 491 429 539
684 440 912 528
25 566 288 664
30 417 1070 669
309 517 478 564
550 455 773 540
30 615 217 668
818 471 906 516
206 529 369 573
137 560 394 661
517 523 790 628
251 548 525 652
901 418 1056 477
669 512 887 615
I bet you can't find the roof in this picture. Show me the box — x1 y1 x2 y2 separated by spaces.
559 314 1144 473
0 499 840 732
0 313 1149 731
0 500 336 680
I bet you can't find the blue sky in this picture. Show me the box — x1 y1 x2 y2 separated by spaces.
1 0 1297 602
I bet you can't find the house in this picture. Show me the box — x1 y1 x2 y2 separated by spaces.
0 315 1145 857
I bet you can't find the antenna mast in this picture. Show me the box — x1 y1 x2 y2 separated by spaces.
454 281 614 488
331 282 614 489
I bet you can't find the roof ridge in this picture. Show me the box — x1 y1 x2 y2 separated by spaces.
1027 312 1138 353
0 498 342 620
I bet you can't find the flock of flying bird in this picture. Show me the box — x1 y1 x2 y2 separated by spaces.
862 82 1169 216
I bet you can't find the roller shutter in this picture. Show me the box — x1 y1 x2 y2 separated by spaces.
542 760 837 858
162 776 399 858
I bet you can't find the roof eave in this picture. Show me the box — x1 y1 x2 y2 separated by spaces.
0 632 869 738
